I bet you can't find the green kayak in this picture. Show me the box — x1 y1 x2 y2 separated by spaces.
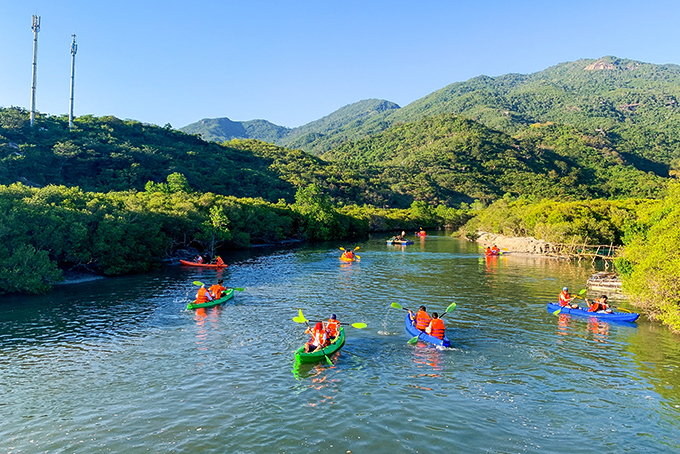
186 288 235 310
294 327 345 364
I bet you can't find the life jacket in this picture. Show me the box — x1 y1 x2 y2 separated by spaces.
308 327 327 347
196 256 203 263
485 247 492 255
326 319 340 338
588 300 607 312
559 291 571 306
428 318 446 339
345 251 354 259
415 310 431 331
209 284 226 299
216 257 224 266
491 246 500 254
195 286 212 304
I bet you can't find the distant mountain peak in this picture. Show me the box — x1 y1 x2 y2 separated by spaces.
584 60 617 71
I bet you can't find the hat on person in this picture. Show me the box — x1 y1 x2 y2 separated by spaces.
331 314 337 319
563 287 568 291
315 322 323 330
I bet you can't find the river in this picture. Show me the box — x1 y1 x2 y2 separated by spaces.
1 232 679 453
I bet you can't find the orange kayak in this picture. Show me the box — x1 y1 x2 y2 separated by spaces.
340 255 357 262
179 259 228 268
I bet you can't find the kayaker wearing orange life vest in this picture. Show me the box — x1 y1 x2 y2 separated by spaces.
587 295 612 313
559 287 579 309
195 284 213 304
408 305 431 331
326 314 340 339
209 279 227 299
491 245 500 254
426 312 446 340
304 322 328 353
214 256 225 266
342 250 354 260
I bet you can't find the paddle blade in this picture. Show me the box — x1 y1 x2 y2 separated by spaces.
616 307 632 313
339 247 345 251
355 254 361 260
391 302 403 310
193 281 204 286
324 354 333 365
552 308 562 316
578 288 587 295
298 309 308 323
350 323 367 329
231 287 245 291
354 246 360 250
293 316 306 323
444 302 457 313
407 336 420 345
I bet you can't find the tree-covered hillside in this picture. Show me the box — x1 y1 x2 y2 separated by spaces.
179 99 400 151
184 56 680 173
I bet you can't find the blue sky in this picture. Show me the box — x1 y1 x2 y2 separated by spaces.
2 1 680 129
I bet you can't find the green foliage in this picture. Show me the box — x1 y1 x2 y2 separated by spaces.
617 183 680 331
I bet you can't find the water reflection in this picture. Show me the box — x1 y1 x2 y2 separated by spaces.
194 306 223 350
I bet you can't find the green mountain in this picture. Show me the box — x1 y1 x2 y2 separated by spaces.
179 99 400 149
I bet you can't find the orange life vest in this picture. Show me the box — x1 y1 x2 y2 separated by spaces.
216 257 224 266
209 284 226 299
415 310 431 331
559 291 571 306
195 286 212 304
491 246 500 254
326 319 340 338
588 300 607 312
307 327 327 347
428 318 446 339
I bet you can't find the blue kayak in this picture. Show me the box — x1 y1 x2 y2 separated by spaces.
404 313 451 347
547 302 639 322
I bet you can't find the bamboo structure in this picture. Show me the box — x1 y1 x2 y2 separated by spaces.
542 236 619 268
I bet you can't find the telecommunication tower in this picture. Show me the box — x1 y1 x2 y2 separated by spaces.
69 34 77 129
30 15 40 127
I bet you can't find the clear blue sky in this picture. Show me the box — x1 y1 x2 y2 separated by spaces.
2 1 680 129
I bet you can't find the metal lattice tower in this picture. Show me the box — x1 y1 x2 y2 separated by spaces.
30 15 40 127
69 34 77 129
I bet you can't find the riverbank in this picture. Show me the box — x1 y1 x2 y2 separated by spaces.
475 232 559 256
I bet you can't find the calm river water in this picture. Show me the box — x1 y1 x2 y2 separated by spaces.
1 233 679 453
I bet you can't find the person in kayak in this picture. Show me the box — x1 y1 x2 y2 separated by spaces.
586 295 612 313
491 245 501 254
559 287 580 309
408 305 431 331
194 255 204 264
426 312 446 340
304 322 328 352
209 279 227 299
195 284 213 304
214 256 225 266
342 249 354 260
485 246 493 255
325 314 340 339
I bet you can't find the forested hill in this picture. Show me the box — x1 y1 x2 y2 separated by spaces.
3 104 665 210
181 56 680 175
179 99 400 149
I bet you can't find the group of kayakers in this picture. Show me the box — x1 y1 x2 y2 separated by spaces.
559 287 612 313
407 305 446 340
195 279 228 304
194 255 225 266
485 245 501 256
303 314 341 353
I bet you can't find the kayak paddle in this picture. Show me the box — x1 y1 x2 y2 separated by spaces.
553 288 588 314
306 320 367 329
391 302 411 311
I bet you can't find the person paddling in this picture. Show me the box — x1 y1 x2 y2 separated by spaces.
195 284 213 304
558 287 579 309
426 312 446 340
209 279 227 299
408 305 431 331
325 314 340 339
342 249 354 260
304 322 328 353
587 295 612 313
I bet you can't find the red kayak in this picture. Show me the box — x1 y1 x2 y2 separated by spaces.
179 259 228 268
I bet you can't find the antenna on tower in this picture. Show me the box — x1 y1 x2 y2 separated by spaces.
69 34 78 130
30 15 41 127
